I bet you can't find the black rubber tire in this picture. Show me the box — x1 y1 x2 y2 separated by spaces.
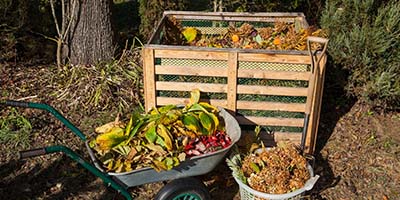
154 177 211 200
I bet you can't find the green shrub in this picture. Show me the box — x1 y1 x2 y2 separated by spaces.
321 0 400 109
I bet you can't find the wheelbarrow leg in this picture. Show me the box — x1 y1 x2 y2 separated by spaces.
19 145 133 200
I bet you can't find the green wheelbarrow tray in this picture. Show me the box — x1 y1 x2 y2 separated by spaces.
86 107 241 188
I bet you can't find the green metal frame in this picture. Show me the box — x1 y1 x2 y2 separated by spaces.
1 100 133 200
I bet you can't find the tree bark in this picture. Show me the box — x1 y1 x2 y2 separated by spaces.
65 0 115 65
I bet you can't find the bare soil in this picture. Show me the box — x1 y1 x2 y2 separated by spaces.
1 63 399 200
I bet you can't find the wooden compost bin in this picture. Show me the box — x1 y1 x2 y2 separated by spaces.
142 11 328 154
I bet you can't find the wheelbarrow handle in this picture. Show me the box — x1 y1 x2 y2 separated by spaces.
19 148 47 159
3 100 30 108
19 145 133 200
1 100 87 141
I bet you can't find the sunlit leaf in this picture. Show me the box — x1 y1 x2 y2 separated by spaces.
164 157 174 170
189 89 201 105
178 152 186 162
156 135 166 147
124 115 134 136
145 125 157 143
152 160 167 172
146 143 167 155
255 34 263 45
250 162 260 173
182 113 200 133
198 102 219 113
188 103 208 113
182 27 198 43
158 104 177 113
199 112 214 135
157 124 173 151
95 127 126 150
160 109 182 125
95 120 123 134
125 119 145 143
113 144 131 156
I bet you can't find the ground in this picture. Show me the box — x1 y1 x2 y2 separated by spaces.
0 62 399 200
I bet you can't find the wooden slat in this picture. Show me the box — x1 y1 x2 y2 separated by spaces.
227 52 238 111
236 101 305 112
155 65 227 77
166 11 306 18
237 85 308 96
239 53 311 64
238 69 310 81
155 49 228 60
156 82 227 93
259 131 302 143
235 116 304 127
156 97 227 108
164 11 308 25
239 130 301 147
143 48 156 112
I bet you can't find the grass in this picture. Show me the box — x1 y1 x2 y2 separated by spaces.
0 108 32 150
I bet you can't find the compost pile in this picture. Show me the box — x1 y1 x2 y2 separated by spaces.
162 16 327 51
228 142 310 194
89 89 231 173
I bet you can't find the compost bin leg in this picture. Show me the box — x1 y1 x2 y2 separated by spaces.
19 145 133 200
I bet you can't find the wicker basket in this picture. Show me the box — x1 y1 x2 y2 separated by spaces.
233 164 319 200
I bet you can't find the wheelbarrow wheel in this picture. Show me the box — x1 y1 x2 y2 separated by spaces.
154 177 211 200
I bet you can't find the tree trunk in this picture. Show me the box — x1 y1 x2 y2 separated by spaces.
65 0 115 65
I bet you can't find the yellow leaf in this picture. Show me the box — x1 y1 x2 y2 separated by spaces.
189 89 201 105
95 127 126 151
157 124 173 151
182 27 198 43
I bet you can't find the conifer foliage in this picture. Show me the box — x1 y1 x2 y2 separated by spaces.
321 0 400 109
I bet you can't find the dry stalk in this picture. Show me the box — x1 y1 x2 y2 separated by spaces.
49 0 77 68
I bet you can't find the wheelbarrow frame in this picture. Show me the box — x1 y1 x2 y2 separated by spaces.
1 100 241 200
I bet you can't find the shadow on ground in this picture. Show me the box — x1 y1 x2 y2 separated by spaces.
310 58 357 198
0 156 120 200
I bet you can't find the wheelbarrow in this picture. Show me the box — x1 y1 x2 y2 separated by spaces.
0 100 241 200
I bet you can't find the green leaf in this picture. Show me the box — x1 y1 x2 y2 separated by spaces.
125 119 145 144
160 109 181 125
164 157 174 170
124 115 134 136
198 102 219 113
188 103 208 113
182 113 201 133
250 162 260 173
199 112 214 135
158 104 177 113
145 125 157 143
155 135 166 147
255 34 263 45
